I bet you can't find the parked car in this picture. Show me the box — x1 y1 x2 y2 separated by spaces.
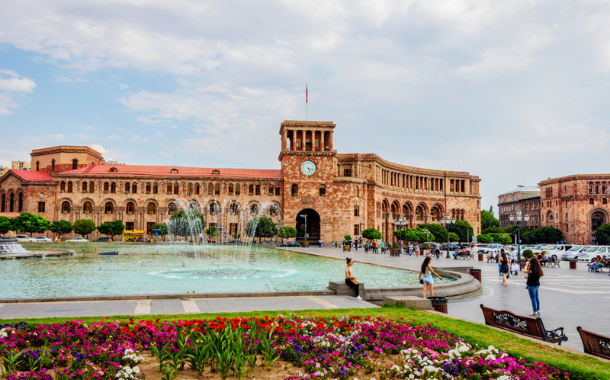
470 243 489 254
529 245 552 255
65 237 89 243
577 246 609 262
280 241 301 247
15 234 35 242
33 236 53 242
544 244 572 261
561 245 587 261
92 237 111 242
478 244 505 255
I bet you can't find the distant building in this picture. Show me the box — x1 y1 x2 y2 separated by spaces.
11 161 30 171
0 166 8 177
498 185 541 229
539 175 610 245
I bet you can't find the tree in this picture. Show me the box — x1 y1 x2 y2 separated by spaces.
169 209 205 238
73 219 96 238
452 220 474 243
205 225 218 240
394 228 434 243
448 232 460 242
344 234 352 242
49 220 72 239
97 220 125 240
0 216 13 234
232 233 241 240
278 226 297 242
481 207 499 230
245 217 277 242
419 223 448 243
476 234 493 243
520 226 563 244
150 223 168 241
362 228 382 241
489 233 511 244
595 223 610 245
12 213 50 236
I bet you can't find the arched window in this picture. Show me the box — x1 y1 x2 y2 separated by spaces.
249 185 254 195
146 183 151 193
229 202 239 214
212 170 220 175
174 183 179 194
36 161 39 171
81 182 88 192
270 205 278 216
1 194 5 212
83 201 92 214
89 181 95 193
319 184 326 196
354 205 359 216
132 183 137 193
592 211 605 231
236 184 241 195
110 182 116 193
126 202 135 214
18 193 23 212
170 168 178 174
228 184 234 195
105 202 113 214
275 185 280 196
61 201 70 214
147 202 156 214
250 203 259 215
166 183 172 193
604 198 608 205
72 159 78 170
168 202 176 214
51 159 55 172
60 181 66 192
153 183 158 194
590 198 594 205
208 183 213 195
215 183 220 195
67 182 73 193
188 183 193 194
195 184 200 194
291 184 298 196
9 193 14 212
268 185 273 195
110 167 117 172
355 186 359 198
255 184 260 195
210 202 219 215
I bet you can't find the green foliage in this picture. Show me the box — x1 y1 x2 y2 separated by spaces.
0 215 13 234
205 225 218 237
151 222 168 237
488 233 511 244
232 233 241 239
361 228 382 241
476 234 493 243
49 220 72 237
169 209 206 237
448 232 460 242
521 226 563 244
452 220 474 242
594 223 610 245
523 249 534 259
72 219 96 237
245 217 277 241
97 220 125 238
278 226 297 239
12 213 50 235
394 228 435 242
481 209 499 230
419 223 448 243
344 234 352 242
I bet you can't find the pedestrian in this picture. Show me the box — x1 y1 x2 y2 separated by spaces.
354 239 358 251
415 244 420 257
345 257 362 300
332 241 335 248
381 241 385 253
199 232 203 244
435 243 440 259
500 251 509 286
408 243 413 256
523 257 543 316
419 256 444 298
498 249 504 276
318 239 322 248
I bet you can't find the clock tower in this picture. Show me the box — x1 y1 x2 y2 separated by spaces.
279 121 337 242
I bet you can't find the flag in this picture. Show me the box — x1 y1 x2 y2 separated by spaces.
306 84 308 103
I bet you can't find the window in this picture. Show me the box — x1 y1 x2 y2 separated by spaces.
60 181 66 192
105 202 113 214
195 184 200 195
344 168 352 177
236 184 241 195
249 185 254 195
126 222 135 230
61 201 70 214
268 185 273 195
9 193 13 212
291 184 298 196
126 202 135 214
1 194 5 212
208 183 213 195
354 224 360 236
146 183 151 193
38 202 45 213
18 193 23 212
67 182 73 193
229 184 234 195
153 183 158 194
174 183 179 194
51 159 55 171
250 203 259 215
354 205 359 217
83 201 92 214
275 186 280 196
72 159 78 170
131 183 137 193
88 181 94 194
319 184 326 196
82 182 87 192
210 203 219 215
229 202 239 214
125 183 131 193
215 183 220 195
212 170 220 175
590 198 594 205
110 182 116 193
604 198 608 205
188 183 193 194
167 183 172 193
147 202 156 214
110 167 117 172
255 184 260 195
168 202 176 214
170 168 178 174
355 186 359 197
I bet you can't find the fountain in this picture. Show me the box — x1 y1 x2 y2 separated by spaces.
0 237 75 259
0 239 29 255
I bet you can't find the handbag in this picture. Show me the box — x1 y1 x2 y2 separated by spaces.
419 279 424 285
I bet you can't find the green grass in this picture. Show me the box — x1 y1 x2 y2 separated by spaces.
1 306 608 379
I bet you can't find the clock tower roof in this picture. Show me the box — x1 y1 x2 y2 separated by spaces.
279 120 336 161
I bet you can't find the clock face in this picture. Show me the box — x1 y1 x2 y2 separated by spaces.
301 160 316 176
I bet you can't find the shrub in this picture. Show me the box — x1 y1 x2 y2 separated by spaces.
523 249 534 259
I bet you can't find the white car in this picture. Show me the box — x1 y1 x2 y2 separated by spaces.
15 234 36 242
65 237 89 243
577 246 609 262
545 244 572 261
561 245 587 261
470 243 489 254
33 236 53 242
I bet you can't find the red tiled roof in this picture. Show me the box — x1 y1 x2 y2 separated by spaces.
10 170 54 182
57 165 282 179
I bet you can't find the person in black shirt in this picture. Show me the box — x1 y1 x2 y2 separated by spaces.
523 257 543 316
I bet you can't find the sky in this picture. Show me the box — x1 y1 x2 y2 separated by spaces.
1 0 610 213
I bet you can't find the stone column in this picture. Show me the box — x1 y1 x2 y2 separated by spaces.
321 130 326 151
282 130 287 150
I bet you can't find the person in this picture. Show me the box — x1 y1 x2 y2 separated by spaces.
435 243 440 259
372 241 377 253
419 256 444 298
332 241 335 248
414 244 420 257
498 249 504 275
199 232 203 244
380 241 385 254
523 257 543 316
590 255 603 272
539 252 548 266
318 239 322 248
408 243 413 256
345 257 362 300
500 251 509 286
509 247 517 265
354 239 358 250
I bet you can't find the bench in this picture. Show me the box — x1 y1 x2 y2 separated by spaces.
480 304 568 345
456 253 474 260
577 326 610 360
390 250 400 257
542 257 560 268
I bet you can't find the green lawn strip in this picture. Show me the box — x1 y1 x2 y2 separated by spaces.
2 306 607 379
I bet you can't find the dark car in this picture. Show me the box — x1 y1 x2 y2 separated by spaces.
280 242 301 247
92 237 111 242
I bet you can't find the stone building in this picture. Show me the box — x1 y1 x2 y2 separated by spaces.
539 175 610 245
497 185 541 229
11 161 31 171
0 120 481 242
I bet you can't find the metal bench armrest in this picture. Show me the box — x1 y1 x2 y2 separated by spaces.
546 326 567 340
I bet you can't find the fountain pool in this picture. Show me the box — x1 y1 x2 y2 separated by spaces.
0 244 454 299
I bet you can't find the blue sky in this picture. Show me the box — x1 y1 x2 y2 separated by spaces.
2 0 610 212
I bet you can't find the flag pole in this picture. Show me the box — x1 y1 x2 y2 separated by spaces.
306 83 308 121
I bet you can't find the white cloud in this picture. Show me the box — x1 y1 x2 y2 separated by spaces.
71 133 92 140
129 135 150 143
119 83 129 90
90 144 109 154
0 69 36 114
155 130 165 138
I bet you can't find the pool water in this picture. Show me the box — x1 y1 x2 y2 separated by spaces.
0 244 454 299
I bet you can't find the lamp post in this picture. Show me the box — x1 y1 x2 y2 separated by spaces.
300 214 308 242
441 214 456 258
509 209 529 263
394 218 407 252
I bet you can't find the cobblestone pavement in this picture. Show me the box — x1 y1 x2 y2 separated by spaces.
283 246 610 351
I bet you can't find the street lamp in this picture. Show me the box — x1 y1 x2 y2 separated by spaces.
394 218 407 252
441 214 456 258
509 209 529 263
299 214 308 242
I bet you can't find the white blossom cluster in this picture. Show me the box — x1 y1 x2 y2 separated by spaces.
0 328 10 338
122 348 143 365
115 365 141 379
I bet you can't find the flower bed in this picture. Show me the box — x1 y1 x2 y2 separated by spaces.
0 316 570 380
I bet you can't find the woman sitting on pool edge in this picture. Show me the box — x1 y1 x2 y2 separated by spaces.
345 257 362 300
419 256 444 298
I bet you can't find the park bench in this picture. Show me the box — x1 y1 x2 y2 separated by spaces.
390 250 400 257
455 252 474 260
480 304 568 345
577 326 610 360
542 257 560 268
